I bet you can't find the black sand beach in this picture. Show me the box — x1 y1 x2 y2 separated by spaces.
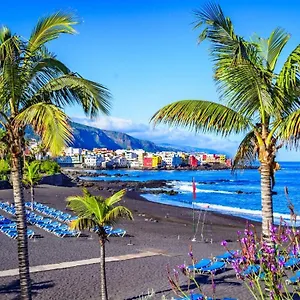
0 184 258 300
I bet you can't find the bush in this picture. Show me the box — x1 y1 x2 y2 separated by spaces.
40 160 61 175
0 159 10 180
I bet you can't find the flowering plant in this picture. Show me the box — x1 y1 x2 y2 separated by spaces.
222 220 300 300
167 246 215 300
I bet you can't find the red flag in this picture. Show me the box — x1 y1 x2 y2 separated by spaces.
192 177 196 200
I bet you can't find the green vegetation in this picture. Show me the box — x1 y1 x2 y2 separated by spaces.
67 189 133 300
0 159 10 181
40 160 61 175
23 161 42 210
151 3 300 241
0 12 111 299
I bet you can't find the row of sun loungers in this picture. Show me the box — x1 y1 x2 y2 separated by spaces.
0 215 35 239
25 202 77 223
0 202 80 238
26 201 127 237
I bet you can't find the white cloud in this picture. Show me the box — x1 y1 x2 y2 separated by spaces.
72 115 239 155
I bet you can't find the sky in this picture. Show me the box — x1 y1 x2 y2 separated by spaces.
1 1 300 160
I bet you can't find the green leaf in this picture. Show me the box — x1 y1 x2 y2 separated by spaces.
151 100 251 137
28 12 77 53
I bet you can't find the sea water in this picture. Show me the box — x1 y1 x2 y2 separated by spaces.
80 162 300 224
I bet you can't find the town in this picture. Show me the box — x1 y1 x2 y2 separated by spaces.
53 146 231 169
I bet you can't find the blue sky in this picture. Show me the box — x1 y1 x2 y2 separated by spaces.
1 1 300 160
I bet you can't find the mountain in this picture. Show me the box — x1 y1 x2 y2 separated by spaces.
25 121 224 154
25 122 165 152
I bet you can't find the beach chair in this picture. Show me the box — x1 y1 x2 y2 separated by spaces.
187 259 211 272
172 294 211 300
106 228 126 237
198 261 226 274
240 264 265 279
284 257 300 269
215 251 239 262
286 270 300 285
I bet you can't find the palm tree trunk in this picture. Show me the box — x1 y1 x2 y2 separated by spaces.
30 186 34 211
99 237 108 300
260 161 273 241
11 154 32 300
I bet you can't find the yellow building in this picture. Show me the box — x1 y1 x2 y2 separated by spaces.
219 154 226 163
152 155 162 168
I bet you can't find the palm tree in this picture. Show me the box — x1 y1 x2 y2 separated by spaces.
0 13 111 299
23 161 42 211
151 3 300 241
67 189 133 300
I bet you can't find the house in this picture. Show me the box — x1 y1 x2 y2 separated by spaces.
152 155 162 168
189 155 198 167
143 157 153 168
84 155 104 168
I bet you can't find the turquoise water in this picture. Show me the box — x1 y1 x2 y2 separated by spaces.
80 162 300 224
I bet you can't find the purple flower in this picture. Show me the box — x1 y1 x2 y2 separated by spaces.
221 240 227 247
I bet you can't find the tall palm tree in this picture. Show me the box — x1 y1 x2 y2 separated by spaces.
151 3 300 241
0 13 111 299
67 189 133 300
23 161 42 211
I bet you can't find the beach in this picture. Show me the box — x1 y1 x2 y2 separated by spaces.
0 183 259 300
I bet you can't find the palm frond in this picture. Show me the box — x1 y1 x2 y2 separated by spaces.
105 189 126 206
69 218 97 231
27 74 111 117
15 103 72 155
277 44 300 94
103 206 133 225
151 100 251 136
28 12 77 53
266 28 290 71
278 109 300 149
232 131 258 169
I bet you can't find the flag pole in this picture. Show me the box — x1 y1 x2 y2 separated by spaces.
191 176 196 242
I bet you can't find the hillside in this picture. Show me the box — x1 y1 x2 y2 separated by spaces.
25 121 222 154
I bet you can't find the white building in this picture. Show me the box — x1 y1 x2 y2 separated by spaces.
65 147 82 156
84 155 104 167
125 151 138 160
112 156 128 167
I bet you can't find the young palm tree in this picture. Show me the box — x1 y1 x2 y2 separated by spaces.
151 3 299 241
0 13 111 299
23 161 42 211
67 188 133 300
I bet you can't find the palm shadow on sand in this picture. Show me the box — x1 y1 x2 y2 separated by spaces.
0 279 54 300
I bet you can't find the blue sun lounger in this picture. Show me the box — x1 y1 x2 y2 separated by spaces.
286 270 300 285
215 251 239 262
284 257 300 269
188 259 211 271
173 294 210 300
106 228 126 237
198 261 226 274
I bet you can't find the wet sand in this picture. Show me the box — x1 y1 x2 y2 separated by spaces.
0 184 257 300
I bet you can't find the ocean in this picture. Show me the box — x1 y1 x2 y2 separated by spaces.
80 162 300 225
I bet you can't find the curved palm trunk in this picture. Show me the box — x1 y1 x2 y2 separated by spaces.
11 154 32 300
260 161 273 241
99 237 108 300
30 186 34 211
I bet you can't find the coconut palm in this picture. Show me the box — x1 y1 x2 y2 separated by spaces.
151 3 300 241
67 188 133 300
23 161 42 211
0 13 111 299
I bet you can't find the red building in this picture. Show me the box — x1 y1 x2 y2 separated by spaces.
226 159 232 167
143 157 153 168
189 155 198 168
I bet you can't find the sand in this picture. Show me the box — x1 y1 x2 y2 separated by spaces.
0 184 257 300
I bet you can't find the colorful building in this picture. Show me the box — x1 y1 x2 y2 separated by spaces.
189 155 198 167
152 155 162 168
143 157 153 168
